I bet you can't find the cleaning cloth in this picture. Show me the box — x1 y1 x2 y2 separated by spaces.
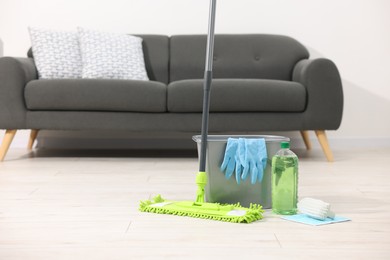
282 214 351 226
282 198 351 226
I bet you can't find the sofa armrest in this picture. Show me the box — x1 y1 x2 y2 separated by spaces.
0 57 38 129
293 58 343 130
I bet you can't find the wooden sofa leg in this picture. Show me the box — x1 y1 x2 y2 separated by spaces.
0 130 17 162
28 129 39 150
300 131 312 150
315 130 334 162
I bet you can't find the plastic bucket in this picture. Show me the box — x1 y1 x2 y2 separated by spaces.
193 135 289 208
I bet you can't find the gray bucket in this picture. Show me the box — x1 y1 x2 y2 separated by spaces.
193 135 289 208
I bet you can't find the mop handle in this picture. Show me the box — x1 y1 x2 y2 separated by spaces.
199 0 217 172
205 0 217 72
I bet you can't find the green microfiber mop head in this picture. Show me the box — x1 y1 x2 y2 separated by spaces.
140 195 264 224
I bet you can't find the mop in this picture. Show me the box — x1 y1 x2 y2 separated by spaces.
139 0 264 223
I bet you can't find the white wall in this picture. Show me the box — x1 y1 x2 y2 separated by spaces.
1 0 389 148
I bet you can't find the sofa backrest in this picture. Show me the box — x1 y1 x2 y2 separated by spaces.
136 35 169 84
169 34 309 82
27 34 309 84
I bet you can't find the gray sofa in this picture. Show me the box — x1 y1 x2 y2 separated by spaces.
0 34 343 161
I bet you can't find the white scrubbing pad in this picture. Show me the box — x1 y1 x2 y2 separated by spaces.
297 198 335 220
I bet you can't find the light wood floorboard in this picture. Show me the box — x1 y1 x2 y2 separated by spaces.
0 147 389 259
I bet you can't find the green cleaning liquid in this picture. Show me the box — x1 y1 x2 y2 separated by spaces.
271 142 298 215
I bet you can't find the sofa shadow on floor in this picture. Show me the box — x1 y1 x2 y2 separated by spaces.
18 146 333 162
19 148 198 160
9 130 343 162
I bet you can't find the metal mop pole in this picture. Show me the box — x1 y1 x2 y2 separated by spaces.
196 0 217 203
199 0 217 173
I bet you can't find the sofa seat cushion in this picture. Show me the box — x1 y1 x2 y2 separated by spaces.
25 79 167 112
168 79 306 112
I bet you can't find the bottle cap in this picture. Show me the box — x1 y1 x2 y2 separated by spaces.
281 141 290 149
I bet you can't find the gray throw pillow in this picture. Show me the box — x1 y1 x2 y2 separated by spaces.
77 27 149 80
28 27 82 79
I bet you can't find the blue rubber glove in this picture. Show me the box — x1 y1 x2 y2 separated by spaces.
237 138 267 184
234 151 243 184
220 138 239 180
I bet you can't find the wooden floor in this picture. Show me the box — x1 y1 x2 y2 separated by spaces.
0 147 389 259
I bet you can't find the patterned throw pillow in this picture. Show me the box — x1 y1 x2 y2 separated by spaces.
77 28 149 80
28 27 82 79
